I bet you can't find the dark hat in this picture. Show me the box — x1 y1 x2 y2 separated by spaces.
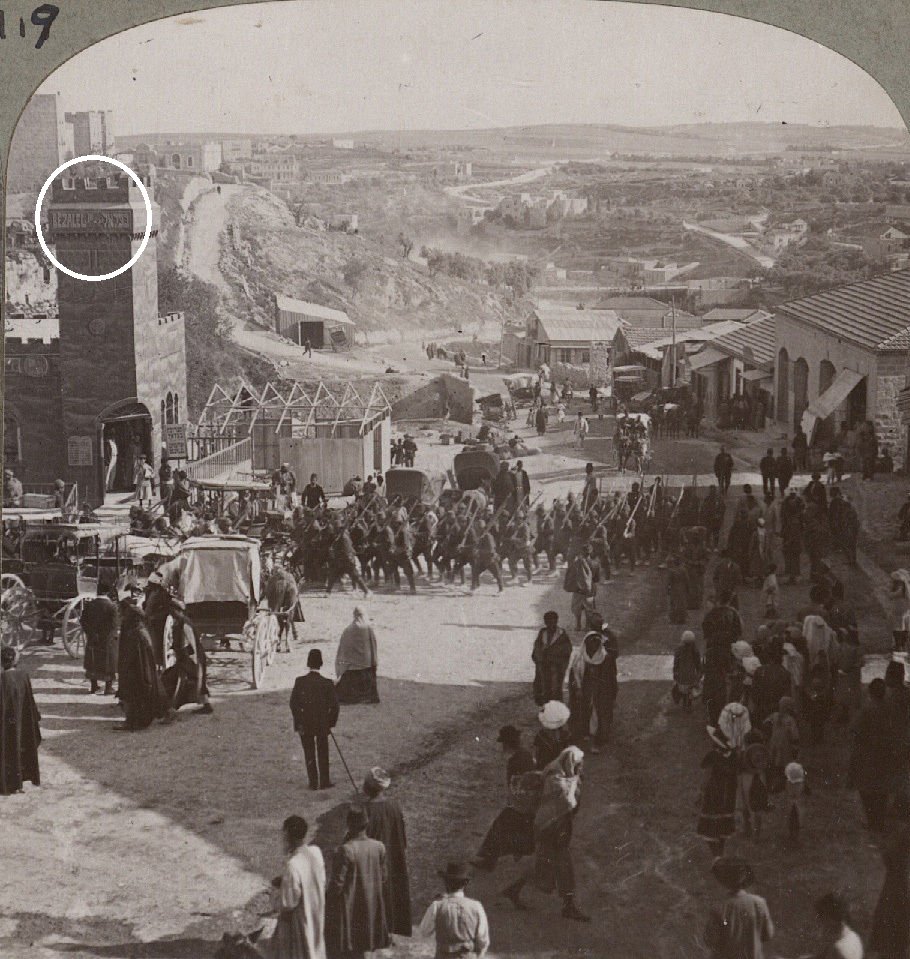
497 724 521 747
307 649 323 669
438 861 472 884
712 856 754 890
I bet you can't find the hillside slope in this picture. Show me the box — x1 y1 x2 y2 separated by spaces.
220 186 523 344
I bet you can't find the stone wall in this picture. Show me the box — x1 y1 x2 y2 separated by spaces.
875 352 909 469
3 339 66 486
390 373 475 424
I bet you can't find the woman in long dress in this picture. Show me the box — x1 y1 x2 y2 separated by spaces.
335 608 379 704
265 815 326 959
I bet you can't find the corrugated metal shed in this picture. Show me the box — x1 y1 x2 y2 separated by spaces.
274 294 354 325
778 269 910 352
634 321 744 361
534 307 623 344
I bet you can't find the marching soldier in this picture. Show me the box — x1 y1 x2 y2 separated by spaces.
471 517 504 593
391 512 418 593
326 518 371 597
508 509 535 583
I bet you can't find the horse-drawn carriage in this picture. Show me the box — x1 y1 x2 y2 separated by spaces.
1 523 133 654
156 536 280 689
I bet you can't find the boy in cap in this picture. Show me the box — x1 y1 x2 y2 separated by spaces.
289 649 339 790
417 862 490 958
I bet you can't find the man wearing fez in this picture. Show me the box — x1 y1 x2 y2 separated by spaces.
290 649 339 790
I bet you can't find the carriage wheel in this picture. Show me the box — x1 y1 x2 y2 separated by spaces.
61 596 86 659
1 575 40 651
161 614 177 670
266 613 279 667
250 612 277 689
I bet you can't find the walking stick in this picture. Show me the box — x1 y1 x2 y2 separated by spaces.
330 730 359 792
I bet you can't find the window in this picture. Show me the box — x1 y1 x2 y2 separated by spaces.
165 392 174 425
84 178 97 189
160 400 166 433
579 350 591 365
4 414 20 463
173 394 180 424
186 156 194 168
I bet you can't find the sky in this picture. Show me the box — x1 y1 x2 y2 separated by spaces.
38 0 904 135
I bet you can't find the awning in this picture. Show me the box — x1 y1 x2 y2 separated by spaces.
801 368 865 436
742 368 772 383
687 347 726 371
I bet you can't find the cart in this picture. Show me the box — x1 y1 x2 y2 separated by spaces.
158 536 279 689
0 522 126 655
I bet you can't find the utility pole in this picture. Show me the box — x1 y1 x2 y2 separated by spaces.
670 296 677 388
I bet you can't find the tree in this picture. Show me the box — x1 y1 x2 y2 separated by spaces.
343 257 368 291
398 232 414 259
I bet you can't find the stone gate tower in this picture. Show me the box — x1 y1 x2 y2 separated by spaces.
47 164 187 506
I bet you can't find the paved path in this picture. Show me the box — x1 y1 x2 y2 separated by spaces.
683 219 775 269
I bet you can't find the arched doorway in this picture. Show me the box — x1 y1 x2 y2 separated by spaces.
776 348 790 425
818 359 837 447
97 399 153 496
793 358 809 433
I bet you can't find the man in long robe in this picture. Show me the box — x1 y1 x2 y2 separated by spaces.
328 806 390 957
81 593 120 695
1 646 41 794
117 600 166 731
361 767 412 938
532 611 572 706
335 609 379 705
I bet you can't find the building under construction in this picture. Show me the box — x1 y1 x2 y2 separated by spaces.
189 380 392 494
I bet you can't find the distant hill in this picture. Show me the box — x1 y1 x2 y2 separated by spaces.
352 122 910 160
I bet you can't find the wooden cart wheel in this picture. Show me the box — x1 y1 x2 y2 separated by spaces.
266 613 280 666
61 596 86 659
1 574 40 650
250 612 277 689
161 614 177 670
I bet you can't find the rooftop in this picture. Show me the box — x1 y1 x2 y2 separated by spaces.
708 315 777 369
702 308 771 323
777 269 910 352
634 320 745 361
274 294 354 325
532 305 624 343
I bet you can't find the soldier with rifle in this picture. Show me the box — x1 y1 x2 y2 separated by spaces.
391 511 418 594
471 513 505 593
326 516 371 597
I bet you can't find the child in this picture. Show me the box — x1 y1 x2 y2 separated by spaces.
784 761 806 846
761 564 779 620
741 729 771 840
557 401 566 424
672 630 702 711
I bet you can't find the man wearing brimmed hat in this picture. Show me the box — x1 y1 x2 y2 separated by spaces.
290 649 339 790
362 767 412 938
417 862 490 958
704 856 773 959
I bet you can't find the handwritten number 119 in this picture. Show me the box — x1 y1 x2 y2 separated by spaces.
0 5 59 48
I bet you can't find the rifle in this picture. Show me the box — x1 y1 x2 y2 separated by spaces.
623 489 646 539
328 489 382 547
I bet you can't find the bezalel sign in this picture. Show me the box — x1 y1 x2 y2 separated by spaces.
49 210 133 232
67 435 94 467
163 424 189 459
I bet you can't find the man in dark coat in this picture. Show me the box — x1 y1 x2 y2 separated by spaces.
759 448 776 499
117 600 166 731
702 591 742 725
775 448 794 497
362 767 412 939
532 611 572 705
290 648 339 790
328 805 390 957
850 679 899 832
493 461 517 513
513 460 531 507
713 446 734 497
1 646 41 794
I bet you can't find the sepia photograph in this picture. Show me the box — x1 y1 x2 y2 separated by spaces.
4 1 910 956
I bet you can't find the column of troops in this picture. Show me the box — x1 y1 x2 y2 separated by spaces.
272 476 726 597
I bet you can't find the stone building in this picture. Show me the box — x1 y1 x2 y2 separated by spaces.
64 110 114 157
772 270 910 466
4 165 187 505
6 93 71 192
